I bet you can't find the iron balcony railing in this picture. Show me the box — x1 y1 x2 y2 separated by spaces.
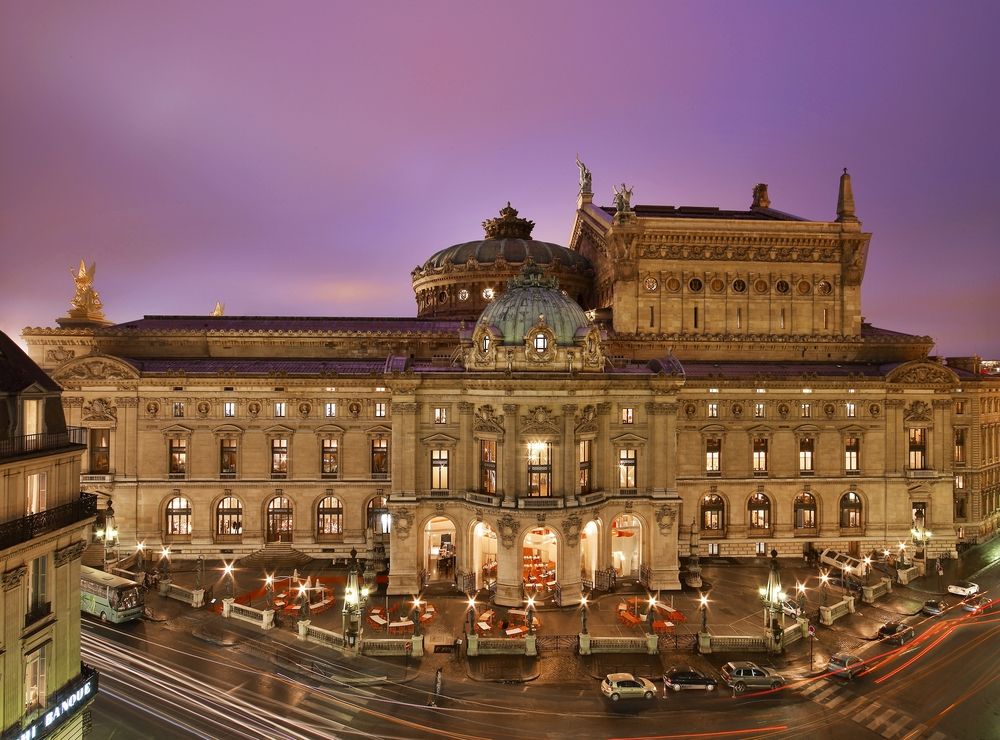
0 492 97 551
0 426 87 461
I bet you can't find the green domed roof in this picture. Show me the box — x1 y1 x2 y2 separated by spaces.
477 265 591 346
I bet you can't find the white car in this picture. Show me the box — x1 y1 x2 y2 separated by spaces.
947 581 979 597
601 672 657 701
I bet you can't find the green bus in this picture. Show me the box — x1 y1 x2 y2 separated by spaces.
80 565 145 623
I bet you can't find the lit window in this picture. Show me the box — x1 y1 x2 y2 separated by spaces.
271 438 288 477
431 449 449 489
701 494 724 530
375 386 387 392
274 402 286 418
955 474 965 490
618 448 637 490
801 403 811 418
374 402 387 418
705 439 721 474
799 437 814 473
216 496 243 536
708 388 719 393
756 542 766 555
224 401 236 417
325 402 337 417
173 402 184 418
845 402 856 418
578 440 592 493
621 407 634 424
754 402 765 418
24 645 46 711
169 439 187 477
844 436 860 473
794 492 816 528
527 442 552 496
748 493 770 529
26 472 46 515
89 428 110 473
955 401 965 415
321 439 339 478
534 333 548 352
954 429 966 465
480 440 497 494
317 496 343 535
908 428 927 470
708 542 720 556
481 334 491 352
434 407 448 424
752 437 768 473
840 492 862 528
220 439 238 477
708 402 718 418
371 438 389 478
166 496 192 535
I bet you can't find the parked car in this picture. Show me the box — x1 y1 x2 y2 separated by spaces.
663 667 717 692
827 652 865 680
827 576 863 594
780 599 803 617
947 581 980 597
877 621 915 645
719 661 785 693
921 600 946 616
961 594 992 613
601 673 656 701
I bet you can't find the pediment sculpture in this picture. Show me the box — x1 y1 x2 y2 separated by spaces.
83 398 117 421
904 400 932 422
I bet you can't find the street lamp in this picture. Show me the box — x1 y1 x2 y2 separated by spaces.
580 596 589 635
265 574 274 610
862 556 872 585
343 548 361 646
222 562 235 599
159 547 171 579
412 597 422 636
698 594 709 633
135 542 146 574
95 500 118 565
898 542 907 567
760 549 783 630
526 596 536 635
796 582 807 614
466 596 477 635
820 570 830 606
910 527 931 561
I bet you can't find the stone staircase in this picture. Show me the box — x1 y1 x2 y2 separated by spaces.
239 540 313 569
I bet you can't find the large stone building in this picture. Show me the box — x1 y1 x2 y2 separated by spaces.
21 172 1000 608
1 331 97 739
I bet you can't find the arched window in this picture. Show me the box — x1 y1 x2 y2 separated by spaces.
266 495 293 542
317 496 343 536
794 492 816 529
701 494 724 531
216 496 243 535
748 493 771 529
534 332 548 352
165 496 192 536
840 492 863 528
481 334 490 352
367 495 391 535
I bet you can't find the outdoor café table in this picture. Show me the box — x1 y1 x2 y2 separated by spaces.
505 626 527 637
476 621 491 635
479 609 495 622
508 608 527 619
420 611 434 623
652 620 675 634
369 614 388 629
389 619 414 635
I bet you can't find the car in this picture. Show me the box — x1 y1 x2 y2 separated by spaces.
663 667 717 692
827 576 863 594
947 581 980 597
601 672 657 701
961 594 992 613
780 599 803 617
826 652 865 680
921 600 946 616
877 621 915 644
719 661 785 693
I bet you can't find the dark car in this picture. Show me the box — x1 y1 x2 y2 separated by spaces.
719 661 785 693
663 666 718 692
877 621 914 645
921 600 946 616
827 576 863 594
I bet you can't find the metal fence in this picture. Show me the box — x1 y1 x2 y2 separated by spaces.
535 634 579 654
708 635 767 653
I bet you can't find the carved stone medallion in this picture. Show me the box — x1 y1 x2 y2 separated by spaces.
498 514 518 549
655 503 679 535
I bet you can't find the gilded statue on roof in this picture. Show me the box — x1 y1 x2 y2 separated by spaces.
67 260 107 321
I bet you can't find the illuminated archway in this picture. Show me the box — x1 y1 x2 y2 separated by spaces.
423 516 457 582
611 513 641 577
579 520 600 586
472 521 498 591
522 526 559 596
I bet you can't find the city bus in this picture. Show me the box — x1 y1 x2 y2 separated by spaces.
80 565 145 623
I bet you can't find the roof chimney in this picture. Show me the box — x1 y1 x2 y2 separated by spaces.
836 168 858 223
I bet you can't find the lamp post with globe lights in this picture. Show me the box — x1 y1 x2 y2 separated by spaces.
698 593 709 634
820 570 830 606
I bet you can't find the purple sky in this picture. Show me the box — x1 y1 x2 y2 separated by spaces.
2 2 998 358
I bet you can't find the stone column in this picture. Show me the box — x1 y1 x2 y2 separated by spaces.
646 402 665 497
595 403 611 493
885 400 904 475
458 402 474 493
562 404 577 497
502 405 518 505
663 402 679 497
648 501 681 590
391 402 419 495
494 512 522 607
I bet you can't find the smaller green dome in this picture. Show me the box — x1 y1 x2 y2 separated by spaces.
477 264 591 346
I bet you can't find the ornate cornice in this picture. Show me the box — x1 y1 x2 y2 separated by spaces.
55 540 87 567
3 565 26 591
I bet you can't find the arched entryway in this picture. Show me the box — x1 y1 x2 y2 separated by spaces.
423 516 457 582
579 520 600 587
266 495 293 542
522 526 559 597
367 495 391 543
472 521 498 591
611 513 642 577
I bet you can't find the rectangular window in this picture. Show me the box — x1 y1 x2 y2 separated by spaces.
845 401 856 418
844 436 860 473
908 427 927 470
705 438 721 475
371 438 389 478
321 439 339 478
752 437 768 474
755 542 766 555
618 448 637 490
173 402 184 418
325 402 337 417
955 474 965 490
434 407 448 424
169 439 187 477
374 402 387 418
801 402 811 418
754 402 765 418
26 471 47 515
224 401 236 417
274 402 286 418
28 555 47 614
621 407 634 424
799 437 814 473
24 645 46 711
480 440 497 494
431 449 449 489
954 429 966 465
527 442 552 496
707 542 720 556
823 308 829 330
694 306 699 329
89 428 110 473
779 308 786 329
220 439 238 478
707 402 718 419
736 307 742 330
271 438 288 477
955 400 965 415
578 439 592 493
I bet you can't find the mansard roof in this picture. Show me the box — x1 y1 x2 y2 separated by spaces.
0 330 60 394
597 204 808 221
103 315 464 335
